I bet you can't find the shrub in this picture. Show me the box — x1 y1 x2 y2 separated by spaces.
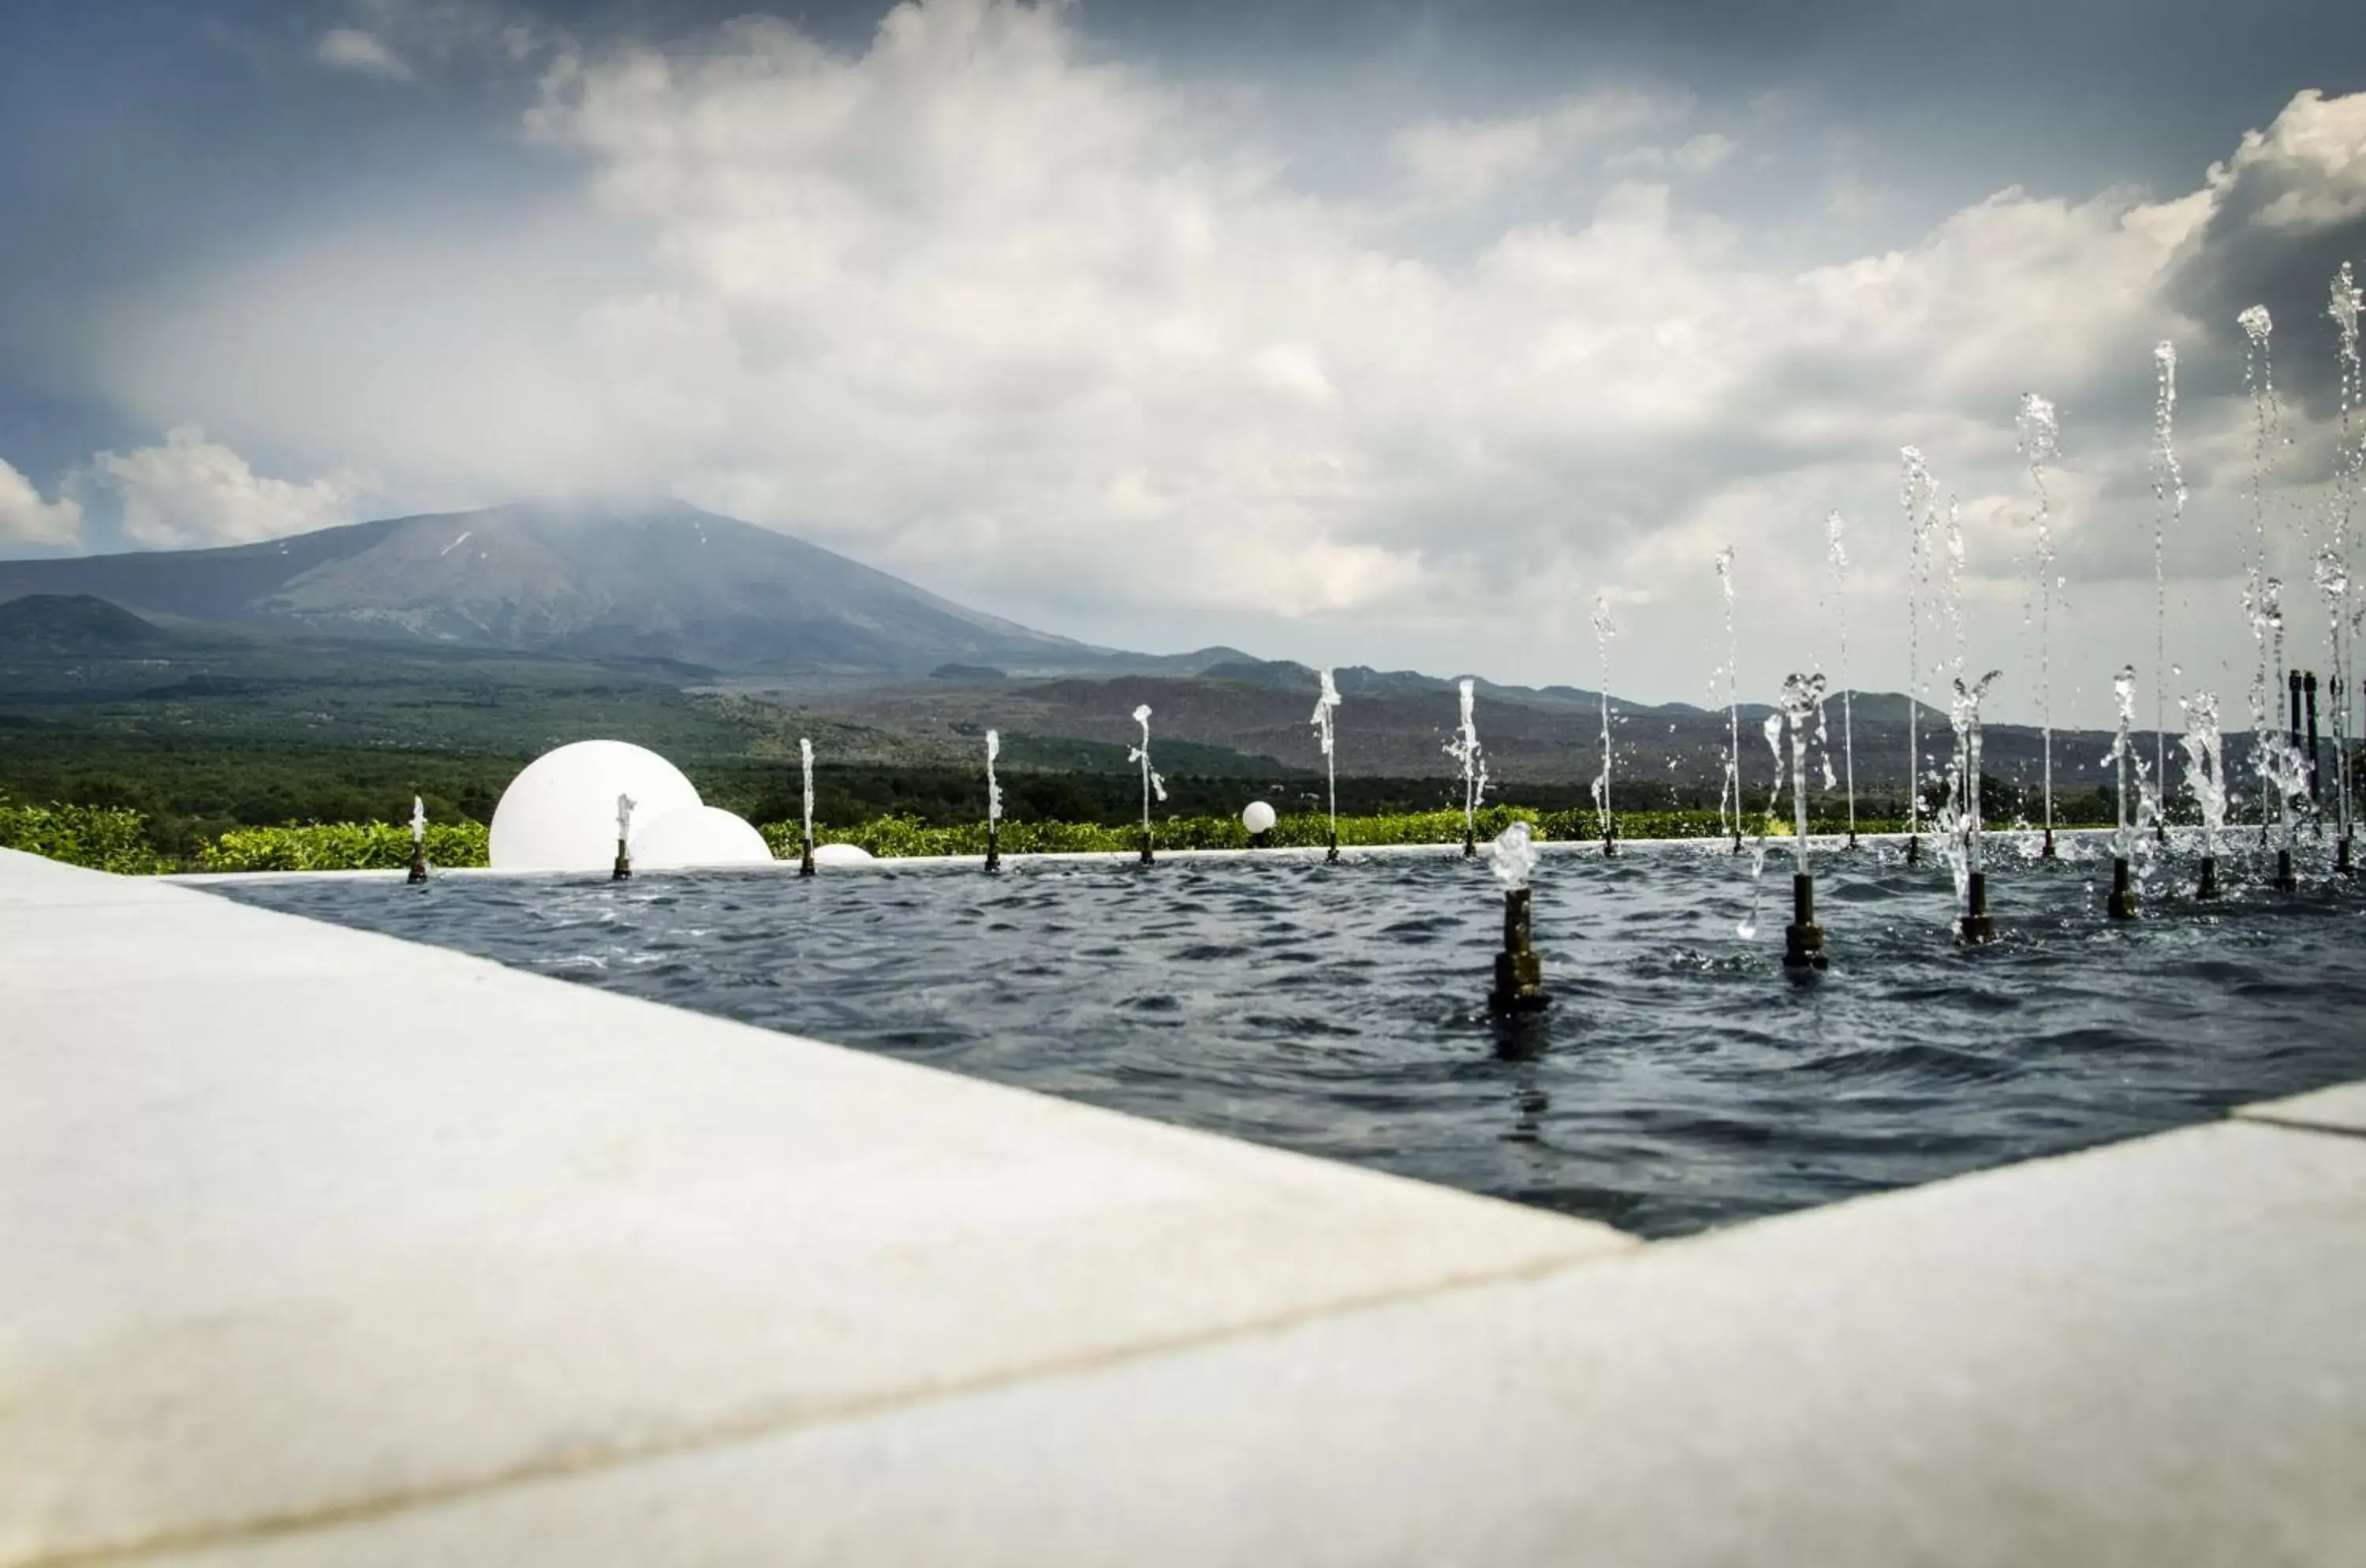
0 795 174 875
199 820 491 872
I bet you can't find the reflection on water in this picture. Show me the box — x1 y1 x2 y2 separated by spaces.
211 834 2366 1238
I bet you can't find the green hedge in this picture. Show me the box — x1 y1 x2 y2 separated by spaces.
198 820 493 872
0 797 174 875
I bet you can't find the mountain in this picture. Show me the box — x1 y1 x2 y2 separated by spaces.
0 501 1112 676
0 594 174 651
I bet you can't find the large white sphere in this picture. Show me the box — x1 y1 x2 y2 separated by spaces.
1242 801 1278 834
489 741 702 872
630 805 774 870
811 842 876 867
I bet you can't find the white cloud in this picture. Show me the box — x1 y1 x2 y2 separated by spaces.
85 0 2366 722
85 427 371 550
1390 87 1688 206
0 459 82 548
315 28 413 82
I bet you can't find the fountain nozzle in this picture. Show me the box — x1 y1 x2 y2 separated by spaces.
408 844 428 885
1461 828 1476 859
985 821 1001 873
1906 833 1922 866
1326 830 1340 866
2339 836 2355 877
1139 830 1155 868
2275 847 2297 892
1602 821 1618 858
1487 886 1550 1015
2040 827 2056 861
799 835 815 877
2196 856 2219 900
1957 869 1995 943
612 837 631 881
2107 857 2137 920
1782 872 1827 973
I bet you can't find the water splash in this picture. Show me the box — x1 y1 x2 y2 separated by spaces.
2178 692 2226 862
1824 511 1857 842
1311 667 1342 846
1129 704 1166 844
2103 666 2161 863
409 794 427 846
1900 449 1937 846
800 737 815 849
2326 263 2363 850
1490 819 1537 891
1737 711 1786 939
2018 394 2062 846
1715 547 1740 845
2152 342 2186 818
985 728 1003 823
2256 580 2305 851
1591 597 1616 843
2241 304 2281 836
1780 673 1827 875
1942 670 2003 912
1444 678 1488 846
616 791 637 841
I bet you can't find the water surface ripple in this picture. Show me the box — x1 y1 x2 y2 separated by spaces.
211 835 2366 1238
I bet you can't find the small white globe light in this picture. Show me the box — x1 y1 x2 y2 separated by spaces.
630 805 774 869
489 740 702 872
811 842 876 867
1242 801 1277 834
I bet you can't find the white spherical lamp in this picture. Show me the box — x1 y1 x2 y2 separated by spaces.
630 805 774 870
489 740 702 872
811 842 876 867
1242 801 1278 834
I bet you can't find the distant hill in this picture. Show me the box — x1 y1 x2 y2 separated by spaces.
0 594 172 651
0 500 1118 676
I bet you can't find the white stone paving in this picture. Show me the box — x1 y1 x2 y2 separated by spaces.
5 846 2361 1566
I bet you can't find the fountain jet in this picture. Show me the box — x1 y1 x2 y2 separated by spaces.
1129 704 1166 865
613 792 636 881
1778 673 1830 973
2106 666 2142 918
2241 304 2282 846
798 737 816 877
1825 513 1859 849
407 795 428 885
1591 598 1618 855
1715 547 1741 853
2179 693 2227 899
2326 263 2362 872
1444 678 1487 858
2019 395 2062 860
2153 342 2185 845
984 729 1003 872
1312 669 1342 864
1900 450 1936 865
1485 821 1548 1014
1947 670 2003 943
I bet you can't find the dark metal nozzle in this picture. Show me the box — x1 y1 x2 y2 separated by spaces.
612 837 632 882
2107 856 2136 920
1957 869 1996 944
1782 872 1827 973
1487 885 1550 1015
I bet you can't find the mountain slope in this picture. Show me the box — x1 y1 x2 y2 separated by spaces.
0 501 1102 675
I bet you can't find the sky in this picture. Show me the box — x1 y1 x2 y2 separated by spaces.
3 0 2365 728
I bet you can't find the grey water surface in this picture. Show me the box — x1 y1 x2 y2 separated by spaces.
209 833 2366 1238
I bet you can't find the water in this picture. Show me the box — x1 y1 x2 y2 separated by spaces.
1129 704 1166 846
799 737 815 852
1900 449 1937 847
985 729 1003 824
1312 668 1342 848
212 846 2366 1241
2179 691 2226 864
1715 547 1741 847
2241 304 2279 836
1825 511 1857 843
2327 263 2362 850
1590 599 1615 846
2018 394 2062 846
2154 342 2185 815
1445 678 1487 848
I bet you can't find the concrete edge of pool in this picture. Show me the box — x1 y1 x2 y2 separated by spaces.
5 844 2360 1567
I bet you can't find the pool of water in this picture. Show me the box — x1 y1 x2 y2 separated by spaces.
208 831 2366 1238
